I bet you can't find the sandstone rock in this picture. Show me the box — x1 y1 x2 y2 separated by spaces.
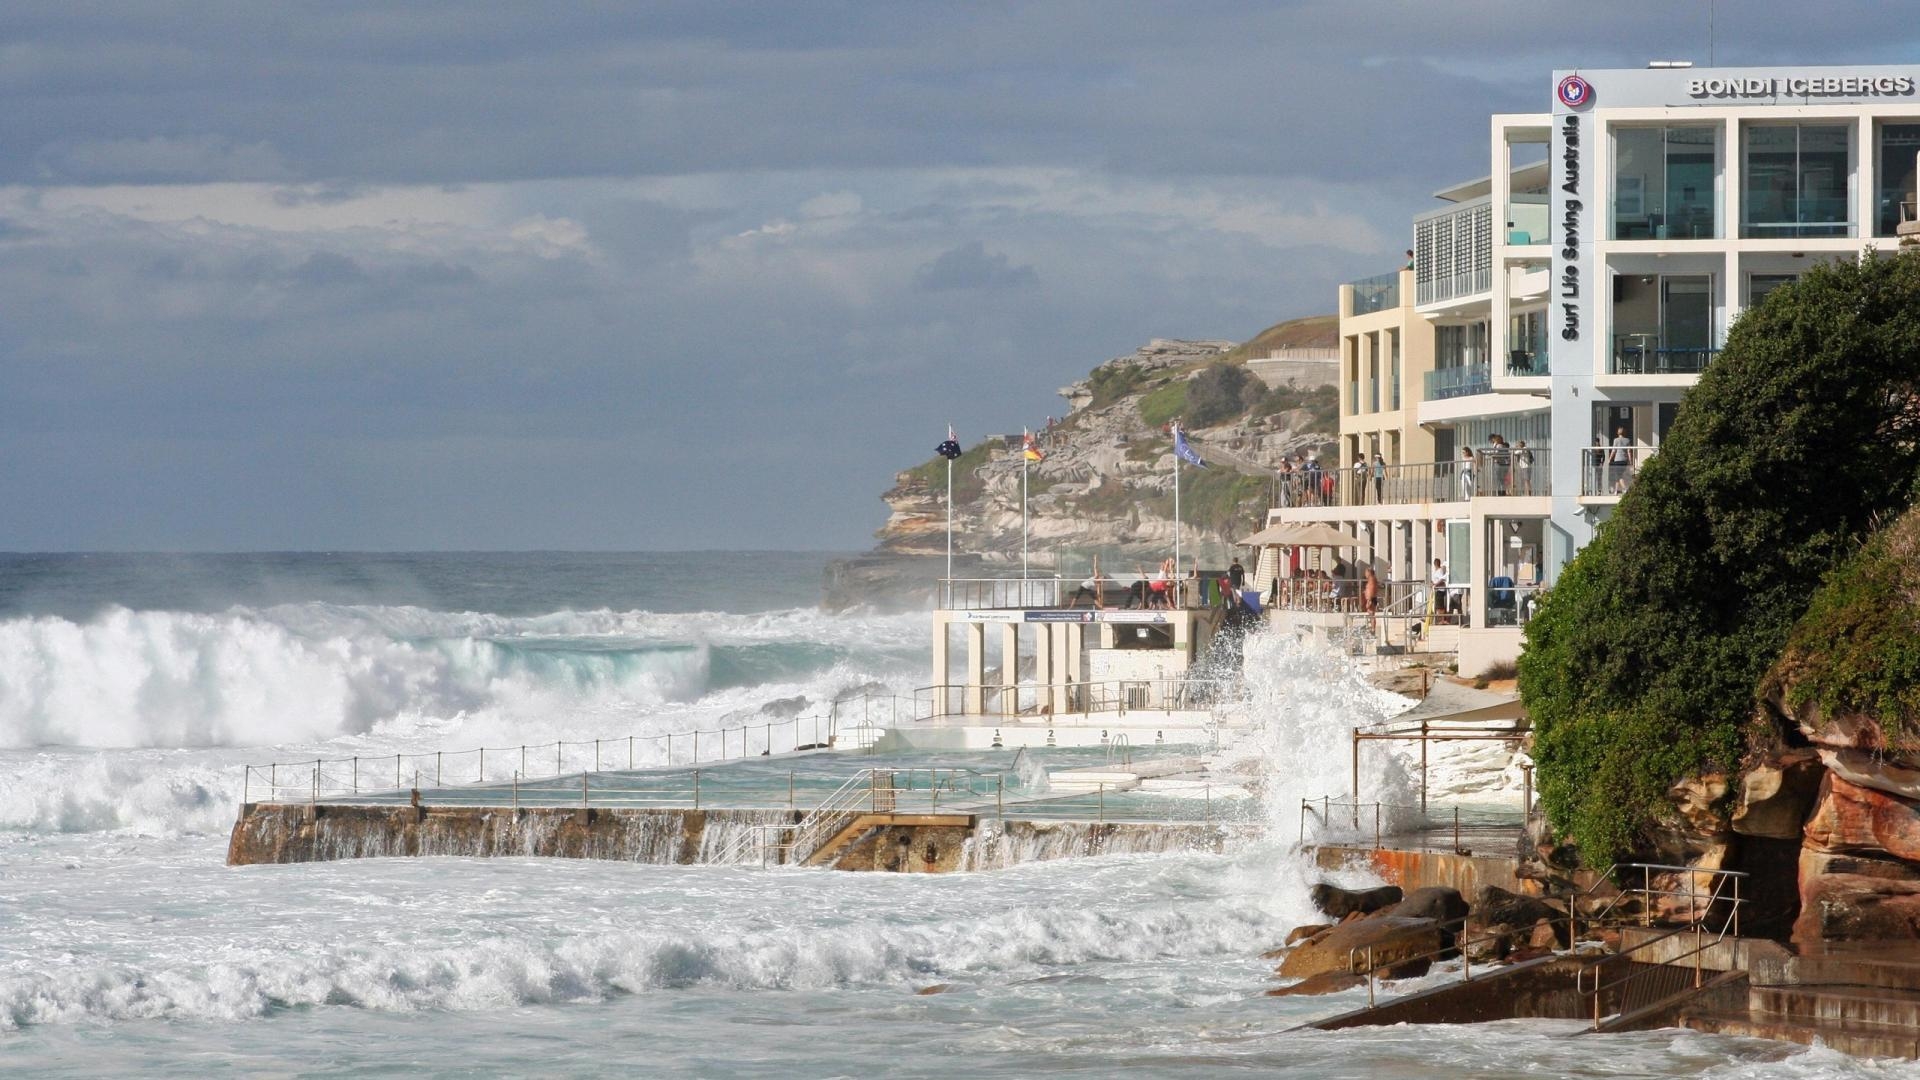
1308 883 1402 920
1803 771 1920 862
1818 749 1920 804
1527 918 1559 951
1665 772 1732 835
1265 972 1366 997
1794 844 1920 944
1731 749 1823 840
1278 916 1442 980
1286 922 1333 947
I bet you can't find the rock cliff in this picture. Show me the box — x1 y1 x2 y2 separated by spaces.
828 316 1337 609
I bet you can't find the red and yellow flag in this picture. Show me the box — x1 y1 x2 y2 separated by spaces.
1022 428 1044 462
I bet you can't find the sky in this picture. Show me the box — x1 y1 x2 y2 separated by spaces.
2 2 1913 551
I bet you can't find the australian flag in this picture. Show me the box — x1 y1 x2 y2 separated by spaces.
1173 423 1207 468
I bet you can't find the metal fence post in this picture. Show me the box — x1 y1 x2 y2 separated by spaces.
595 739 601 772
556 743 561 776
479 747 485 782
243 766 250 805
583 772 590 809
521 745 527 776
693 769 701 810
997 775 1004 818
1374 802 1381 849
395 754 401 789
1098 783 1105 823
512 772 519 809
629 735 635 770
436 751 443 786
352 756 358 794
1453 806 1460 851
789 770 795 811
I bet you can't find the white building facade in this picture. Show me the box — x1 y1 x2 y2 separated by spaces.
1267 63 1920 672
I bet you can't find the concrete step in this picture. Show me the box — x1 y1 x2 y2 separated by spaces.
1680 1008 1920 1059
1792 952 1920 993
1752 983 1920 1029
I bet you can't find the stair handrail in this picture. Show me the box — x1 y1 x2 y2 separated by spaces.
1344 909 1524 1008
707 768 877 866
1572 863 1748 1030
783 768 883 866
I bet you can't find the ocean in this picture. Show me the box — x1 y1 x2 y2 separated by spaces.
0 552 1897 1076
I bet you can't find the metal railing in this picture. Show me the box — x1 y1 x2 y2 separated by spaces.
1347 910 1523 1008
1574 863 1749 1030
938 577 1064 610
1274 450 1549 509
1297 798 1526 855
720 766 1230 866
239 696 930 804
1580 445 1655 496
914 676 1240 718
1610 334 1719 375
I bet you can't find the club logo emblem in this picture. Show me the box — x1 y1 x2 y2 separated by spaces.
1557 75 1593 109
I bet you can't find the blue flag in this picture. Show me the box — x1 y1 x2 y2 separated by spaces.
1174 424 1207 468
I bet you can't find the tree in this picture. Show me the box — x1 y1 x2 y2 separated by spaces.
1519 252 1920 864
1185 363 1251 428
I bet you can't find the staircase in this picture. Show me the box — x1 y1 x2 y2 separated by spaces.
1680 948 1920 1058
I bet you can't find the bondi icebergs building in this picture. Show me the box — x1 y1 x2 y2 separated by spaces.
1260 62 1920 672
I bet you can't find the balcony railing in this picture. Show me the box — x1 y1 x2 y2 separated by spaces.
1423 363 1492 401
1580 445 1655 497
1348 272 1401 316
1278 449 1550 508
1610 334 1718 375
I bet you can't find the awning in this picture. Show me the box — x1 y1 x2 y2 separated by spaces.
1239 522 1363 548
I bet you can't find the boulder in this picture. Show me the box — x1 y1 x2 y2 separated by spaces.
1665 772 1732 835
1277 916 1441 980
1803 771 1920 863
1308 883 1402 920
1731 748 1823 840
1648 843 1736 925
1794 847 1920 943
1465 886 1565 959
1382 886 1469 949
1264 972 1367 997
1527 918 1560 951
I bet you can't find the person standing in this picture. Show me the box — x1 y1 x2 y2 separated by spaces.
1488 435 1510 496
1514 440 1535 496
1457 447 1476 502
1352 456 1369 504
1609 426 1631 493
1372 453 1386 503
1227 557 1245 591
1430 558 1449 623
1362 566 1381 632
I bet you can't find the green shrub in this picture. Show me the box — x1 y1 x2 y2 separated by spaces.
1185 363 1252 427
1519 252 1920 865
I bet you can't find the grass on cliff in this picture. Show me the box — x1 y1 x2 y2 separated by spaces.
1518 251 1920 866
1138 380 1189 428
902 441 994 504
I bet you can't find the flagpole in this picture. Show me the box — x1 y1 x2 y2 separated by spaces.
1022 452 1030 579
1173 422 1182 577
946 454 954 583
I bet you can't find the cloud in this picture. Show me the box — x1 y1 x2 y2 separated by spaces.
33 135 293 183
914 241 1038 292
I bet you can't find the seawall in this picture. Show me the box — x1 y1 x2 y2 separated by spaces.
227 802 1233 871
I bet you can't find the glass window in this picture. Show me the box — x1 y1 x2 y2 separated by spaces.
1743 123 1853 238
1875 123 1920 237
1747 273 1798 307
1507 310 1546 375
1612 125 1719 240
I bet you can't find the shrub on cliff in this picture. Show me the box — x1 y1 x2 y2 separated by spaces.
1185 363 1255 428
1766 507 1920 744
1519 252 1920 864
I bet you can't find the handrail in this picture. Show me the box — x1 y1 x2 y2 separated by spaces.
1572 863 1748 1030
1344 909 1520 1008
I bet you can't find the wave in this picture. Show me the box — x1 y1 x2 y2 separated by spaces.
0 847 1318 1030
0 604 924 751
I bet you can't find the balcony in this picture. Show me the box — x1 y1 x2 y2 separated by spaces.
1415 198 1494 307
1423 363 1492 401
1505 198 1549 245
1277 449 1551 508
1580 445 1655 497
1610 335 1719 375
1348 272 1400 316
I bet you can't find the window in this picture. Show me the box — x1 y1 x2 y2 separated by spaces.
1612 125 1719 240
1387 330 1401 410
1743 123 1852 238
1875 122 1920 237
1612 274 1716 374
1747 273 1798 308
1507 310 1546 375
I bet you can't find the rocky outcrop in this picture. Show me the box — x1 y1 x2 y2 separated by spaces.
843 324 1338 603
1731 749 1823 840
1278 915 1442 980
1466 886 1566 960
1308 883 1402 919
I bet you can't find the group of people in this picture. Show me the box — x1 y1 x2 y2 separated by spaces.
1274 454 1337 507
1588 427 1637 494
1453 435 1536 501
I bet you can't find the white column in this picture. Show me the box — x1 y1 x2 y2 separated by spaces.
930 614 950 715
1000 623 1021 715
1034 620 1055 714
964 622 985 715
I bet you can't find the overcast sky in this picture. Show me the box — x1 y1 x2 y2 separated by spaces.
2 2 1910 551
